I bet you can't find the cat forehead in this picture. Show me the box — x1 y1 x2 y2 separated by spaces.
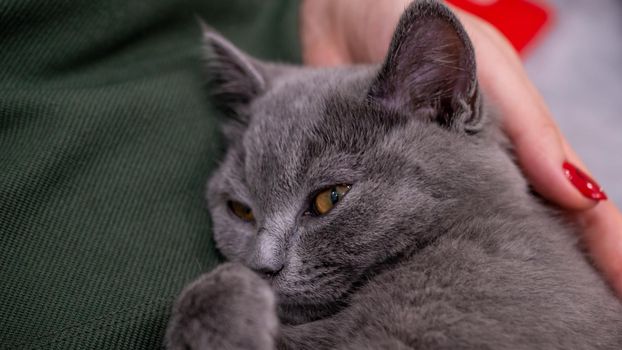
217 67 397 194
242 67 379 157
219 64 460 199
251 65 376 121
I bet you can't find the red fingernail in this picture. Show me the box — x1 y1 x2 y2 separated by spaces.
563 161 607 201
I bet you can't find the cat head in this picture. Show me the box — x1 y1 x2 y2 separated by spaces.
203 0 525 324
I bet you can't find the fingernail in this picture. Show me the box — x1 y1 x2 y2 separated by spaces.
563 161 608 201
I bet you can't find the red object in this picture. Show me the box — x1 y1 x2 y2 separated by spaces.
445 0 553 56
563 162 608 201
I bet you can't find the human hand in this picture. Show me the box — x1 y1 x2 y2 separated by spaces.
300 0 622 297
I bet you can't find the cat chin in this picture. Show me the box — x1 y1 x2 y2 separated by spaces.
271 270 367 325
277 300 347 325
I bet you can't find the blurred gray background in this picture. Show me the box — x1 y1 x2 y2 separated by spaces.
524 0 621 205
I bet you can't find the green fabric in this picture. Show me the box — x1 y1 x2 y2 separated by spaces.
0 1 300 348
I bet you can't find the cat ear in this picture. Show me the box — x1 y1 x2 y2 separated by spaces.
368 1 483 133
201 23 266 119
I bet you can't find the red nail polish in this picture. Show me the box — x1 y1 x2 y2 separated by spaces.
562 162 608 201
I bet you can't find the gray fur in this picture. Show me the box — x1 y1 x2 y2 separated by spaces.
167 1 622 349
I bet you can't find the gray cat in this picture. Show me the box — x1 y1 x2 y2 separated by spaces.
166 1 622 349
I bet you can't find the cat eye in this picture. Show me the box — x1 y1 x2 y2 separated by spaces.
311 185 351 216
228 201 254 222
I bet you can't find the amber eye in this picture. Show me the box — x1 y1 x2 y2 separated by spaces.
311 185 351 216
228 201 254 222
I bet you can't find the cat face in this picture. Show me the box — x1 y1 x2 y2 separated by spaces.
203 1 525 324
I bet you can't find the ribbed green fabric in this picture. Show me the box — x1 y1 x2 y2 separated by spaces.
0 1 300 348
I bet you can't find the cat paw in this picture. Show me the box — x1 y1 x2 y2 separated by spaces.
166 262 278 350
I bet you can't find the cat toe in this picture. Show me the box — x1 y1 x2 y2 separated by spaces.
165 263 278 350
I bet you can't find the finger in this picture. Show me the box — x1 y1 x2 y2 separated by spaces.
457 13 606 210
578 200 622 298
498 83 603 211
562 138 622 297
466 14 620 297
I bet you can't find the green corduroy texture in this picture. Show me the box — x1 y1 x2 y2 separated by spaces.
0 1 300 348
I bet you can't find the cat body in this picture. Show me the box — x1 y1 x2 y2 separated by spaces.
167 1 622 349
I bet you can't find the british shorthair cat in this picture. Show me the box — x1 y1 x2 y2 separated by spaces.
166 1 622 349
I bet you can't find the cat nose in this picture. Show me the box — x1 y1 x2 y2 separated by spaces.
252 262 284 278
247 229 285 278
248 255 284 278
